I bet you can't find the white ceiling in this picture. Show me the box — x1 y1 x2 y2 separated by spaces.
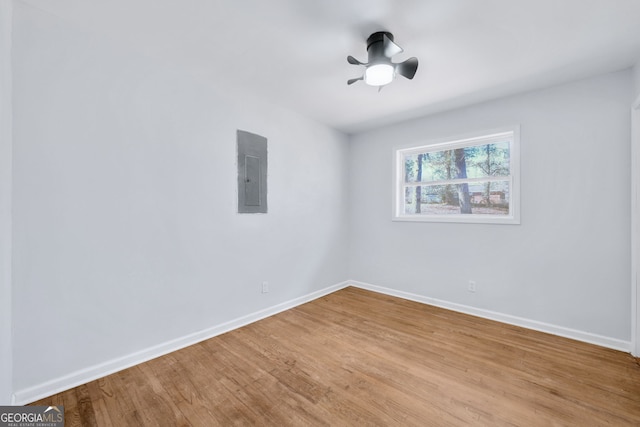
19 0 640 133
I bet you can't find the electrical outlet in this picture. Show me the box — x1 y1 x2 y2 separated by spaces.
468 280 477 293
262 281 269 293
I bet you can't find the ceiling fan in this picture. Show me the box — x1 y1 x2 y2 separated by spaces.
347 31 419 88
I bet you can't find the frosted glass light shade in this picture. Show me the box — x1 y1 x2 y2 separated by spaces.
364 63 395 86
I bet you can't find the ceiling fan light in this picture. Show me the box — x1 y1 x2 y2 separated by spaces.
364 63 395 86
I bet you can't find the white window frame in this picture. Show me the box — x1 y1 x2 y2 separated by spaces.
393 126 520 224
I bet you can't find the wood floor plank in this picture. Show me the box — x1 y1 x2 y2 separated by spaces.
31 287 640 426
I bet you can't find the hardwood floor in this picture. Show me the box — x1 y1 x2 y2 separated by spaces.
32 287 640 426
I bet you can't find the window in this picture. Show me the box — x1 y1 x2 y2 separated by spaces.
393 127 520 224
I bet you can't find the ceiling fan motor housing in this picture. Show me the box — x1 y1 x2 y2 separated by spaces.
367 31 394 64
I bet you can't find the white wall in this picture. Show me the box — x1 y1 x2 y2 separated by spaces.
349 70 633 344
11 3 349 395
0 0 13 405
632 59 640 356
634 59 640 100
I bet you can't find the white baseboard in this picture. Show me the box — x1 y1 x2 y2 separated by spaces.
12 281 351 405
13 279 631 405
349 280 632 353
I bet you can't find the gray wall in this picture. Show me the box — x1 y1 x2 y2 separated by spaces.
634 59 640 100
12 3 349 393
633 58 640 356
0 0 13 406
348 70 632 341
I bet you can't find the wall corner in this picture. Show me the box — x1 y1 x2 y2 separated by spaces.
0 0 13 406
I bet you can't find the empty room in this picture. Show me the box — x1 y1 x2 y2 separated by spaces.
2 0 640 425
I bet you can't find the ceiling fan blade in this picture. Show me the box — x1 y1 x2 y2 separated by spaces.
347 55 366 66
347 76 363 85
382 33 403 58
396 57 419 79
